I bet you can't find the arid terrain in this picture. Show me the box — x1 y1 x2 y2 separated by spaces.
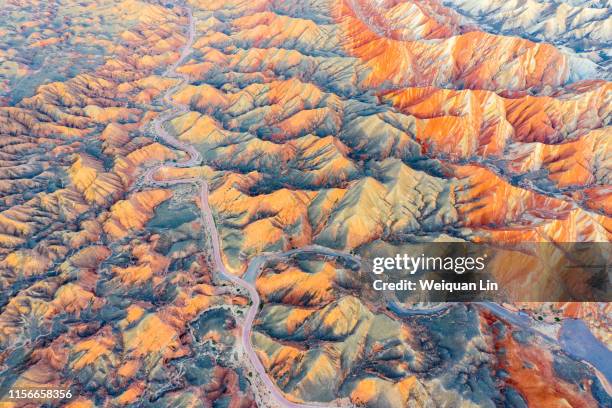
0 0 610 407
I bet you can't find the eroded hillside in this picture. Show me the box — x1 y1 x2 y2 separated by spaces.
158 0 611 275
0 1 256 406
0 0 610 407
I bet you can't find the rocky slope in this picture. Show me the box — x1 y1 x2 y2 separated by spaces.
0 1 256 406
252 254 609 407
0 0 610 407
162 0 611 275
164 0 609 405
442 0 611 77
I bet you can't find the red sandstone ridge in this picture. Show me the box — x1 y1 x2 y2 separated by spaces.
337 0 577 91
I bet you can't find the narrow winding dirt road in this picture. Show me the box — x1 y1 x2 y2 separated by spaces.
142 4 349 407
